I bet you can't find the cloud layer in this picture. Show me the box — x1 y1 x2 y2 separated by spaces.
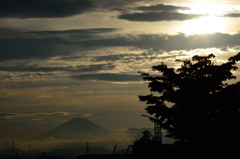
118 4 203 22
1 28 240 83
135 4 189 12
2 29 240 61
118 11 203 22
72 73 142 82
0 28 118 60
0 0 95 18
0 112 79 120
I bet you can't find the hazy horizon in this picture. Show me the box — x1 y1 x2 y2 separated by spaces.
0 118 173 152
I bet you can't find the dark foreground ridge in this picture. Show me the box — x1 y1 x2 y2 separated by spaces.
27 118 112 140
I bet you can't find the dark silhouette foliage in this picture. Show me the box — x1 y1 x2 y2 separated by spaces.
131 130 177 158
138 53 240 155
131 130 161 158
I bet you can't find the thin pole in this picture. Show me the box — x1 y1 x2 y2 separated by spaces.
112 145 117 155
28 144 30 156
12 140 14 157
126 145 130 155
86 141 89 156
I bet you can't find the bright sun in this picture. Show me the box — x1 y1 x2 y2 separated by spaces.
180 3 226 35
182 16 225 35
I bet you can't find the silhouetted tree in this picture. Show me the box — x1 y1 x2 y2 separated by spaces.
138 53 240 156
131 130 161 158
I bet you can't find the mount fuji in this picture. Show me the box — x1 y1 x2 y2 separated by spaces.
28 118 112 140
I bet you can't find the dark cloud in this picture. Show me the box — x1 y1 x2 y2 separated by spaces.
34 28 118 36
0 65 71 72
0 28 117 60
93 0 151 10
0 37 68 60
118 11 202 22
91 51 157 63
2 29 240 61
135 4 189 12
0 0 95 18
0 63 115 73
117 3 202 22
0 0 163 19
223 13 240 17
72 73 142 82
79 32 240 51
0 112 78 120
92 54 126 62
0 28 118 39
74 63 116 72
0 113 16 120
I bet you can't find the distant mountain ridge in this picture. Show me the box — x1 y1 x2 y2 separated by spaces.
28 118 112 140
0 148 41 157
0 147 113 159
47 147 112 156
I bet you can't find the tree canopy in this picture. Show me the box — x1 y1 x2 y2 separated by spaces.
131 130 162 158
138 53 240 154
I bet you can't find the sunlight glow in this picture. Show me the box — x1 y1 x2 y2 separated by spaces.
179 2 228 35
184 3 226 16
181 16 225 35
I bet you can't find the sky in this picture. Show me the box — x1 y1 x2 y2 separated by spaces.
1 0 240 151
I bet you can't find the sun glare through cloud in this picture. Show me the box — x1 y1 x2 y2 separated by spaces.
180 3 227 35
181 16 225 35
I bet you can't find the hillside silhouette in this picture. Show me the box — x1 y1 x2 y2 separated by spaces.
28 118 112 140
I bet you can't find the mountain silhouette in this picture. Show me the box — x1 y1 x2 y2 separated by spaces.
28 118 112 140
0 148 41 156
0 147 112 159
47 147 112 156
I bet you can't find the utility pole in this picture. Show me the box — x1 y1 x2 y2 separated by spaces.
154 120 162 145
126 145 130 155
112 145 117 155
28 144 31 156
86 142 89 156
12 140 14 157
